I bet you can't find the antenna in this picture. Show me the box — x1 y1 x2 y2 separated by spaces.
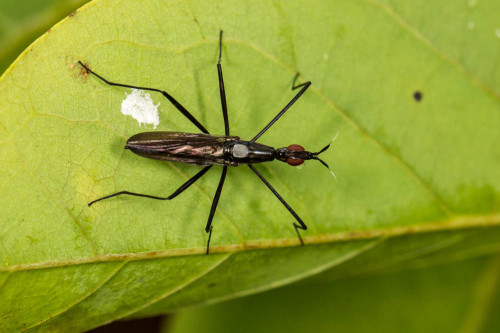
312 132 339 181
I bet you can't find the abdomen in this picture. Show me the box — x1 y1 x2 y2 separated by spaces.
125 132 240 166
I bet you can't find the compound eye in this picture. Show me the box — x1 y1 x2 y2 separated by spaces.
287 144 305 151
286 158 304 166
286 144 305 166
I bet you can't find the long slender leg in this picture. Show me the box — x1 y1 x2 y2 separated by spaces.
251 74 311 142
205 166 228 254
217 31 230 135
78 61 209 134
291 72 308 90
88 165 212 206
248 164 307 245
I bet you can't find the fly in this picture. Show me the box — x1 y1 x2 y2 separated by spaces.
82 31 335 254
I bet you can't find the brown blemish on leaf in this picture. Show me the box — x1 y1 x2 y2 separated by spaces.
69 10 78 18
79 62 90 79
68 60 90 79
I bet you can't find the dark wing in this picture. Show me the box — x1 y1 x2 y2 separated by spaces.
126 132 240 166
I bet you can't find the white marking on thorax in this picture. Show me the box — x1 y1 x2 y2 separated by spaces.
232 144 249 158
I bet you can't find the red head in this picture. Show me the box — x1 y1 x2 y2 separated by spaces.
275 133 338 181
276 142 331 168
285 144 306 166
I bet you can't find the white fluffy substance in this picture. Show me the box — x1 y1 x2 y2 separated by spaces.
121 89 160 128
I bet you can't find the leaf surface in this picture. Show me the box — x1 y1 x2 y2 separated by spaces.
0 0 499 331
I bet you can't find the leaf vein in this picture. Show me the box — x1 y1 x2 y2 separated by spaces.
109 253 233 324
9 137 99 254
21 261 128 331
232 39 453 216
366 0 500 101
1 213 498 273
190 238 383 309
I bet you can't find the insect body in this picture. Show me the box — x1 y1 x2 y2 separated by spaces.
125 132 326 167
83 31 334 254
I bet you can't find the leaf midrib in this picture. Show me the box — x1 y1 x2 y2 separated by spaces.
1 212 499 273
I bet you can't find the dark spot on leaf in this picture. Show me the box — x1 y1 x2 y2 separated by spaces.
413 91 423 102
208 282 217 288
69 10 77 17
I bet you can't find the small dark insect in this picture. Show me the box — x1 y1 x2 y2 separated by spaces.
82 31 335 254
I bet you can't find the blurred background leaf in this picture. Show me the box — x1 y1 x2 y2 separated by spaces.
167 254 500 333
0 0 88 75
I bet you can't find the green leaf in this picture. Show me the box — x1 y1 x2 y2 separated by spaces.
0 0 89 75
168 254 500 333
0 0 499 331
